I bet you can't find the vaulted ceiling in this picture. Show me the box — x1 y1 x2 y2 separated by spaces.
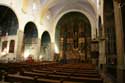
39 0 97 18
22 0 98 23
38 0 98 39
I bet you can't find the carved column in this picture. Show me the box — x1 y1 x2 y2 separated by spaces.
114 1 124 83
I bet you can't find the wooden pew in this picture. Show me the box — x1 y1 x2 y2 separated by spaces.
69 76 103 83
37 78 61 83
5 74 36 83
1 63 103 83
32 69 52 74
5 74 61 83
62 81 84 83
22 71 47 78
22 71 69 80
72 73 100 78
32 69 99 78
21 71 103 83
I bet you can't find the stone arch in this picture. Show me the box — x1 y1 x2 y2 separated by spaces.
0 5 19 60
55 12 91 63
23 21 38 60
53 9 96 43
0 5 19 36
40 31 51 61
24 21 38 38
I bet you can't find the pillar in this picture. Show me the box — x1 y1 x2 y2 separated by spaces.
36 38 41 61
50 42 55 61
114 1 124 83
99 24 106 69
15 30 24 62
31 38 41 61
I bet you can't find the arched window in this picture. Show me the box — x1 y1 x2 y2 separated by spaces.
9 40 15 53
40 31 51 61
2 41 7 51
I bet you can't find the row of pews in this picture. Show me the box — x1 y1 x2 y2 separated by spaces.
0 62 103 83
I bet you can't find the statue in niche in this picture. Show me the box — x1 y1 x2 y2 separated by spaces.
42 43 50 61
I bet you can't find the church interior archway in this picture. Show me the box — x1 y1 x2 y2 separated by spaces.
23 22 38 60
55 12 91 63
0 6 18 36
40 31 51 61
0 5 18 60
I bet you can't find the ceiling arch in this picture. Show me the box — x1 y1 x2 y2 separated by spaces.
40 0 97 13
0 5 19 36
51 9 97 43
39 0 98 42
40 0 97 20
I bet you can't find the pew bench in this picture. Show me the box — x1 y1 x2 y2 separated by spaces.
5 74 61 83
69 76 103 83
22 71 69 80
5 74 35 83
